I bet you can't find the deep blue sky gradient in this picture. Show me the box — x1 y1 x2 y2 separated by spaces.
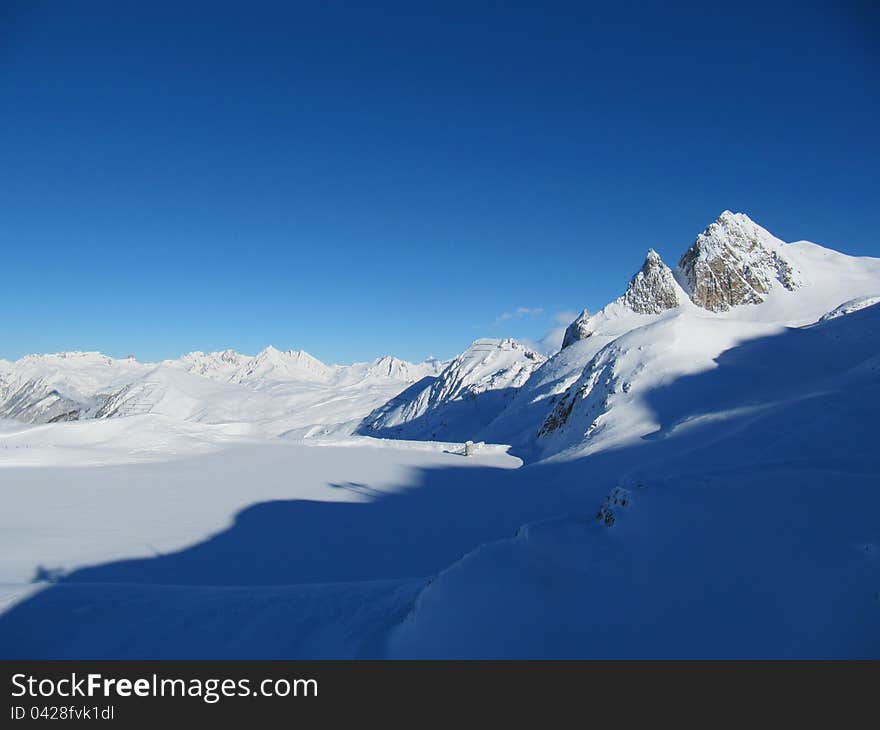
2 1 878 362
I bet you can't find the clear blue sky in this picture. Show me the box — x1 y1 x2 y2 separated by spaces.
2 1 878 363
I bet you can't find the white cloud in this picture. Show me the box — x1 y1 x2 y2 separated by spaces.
521 310 579 356
491 308 578 355
492 307 544 327
552 309 578 325
522 326 566 356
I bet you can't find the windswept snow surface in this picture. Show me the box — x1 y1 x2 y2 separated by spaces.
389 303 880 658
1 212 879 658
820 294 880 322
0 433 535 658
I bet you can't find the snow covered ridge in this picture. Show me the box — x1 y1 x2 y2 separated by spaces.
0 347 444 425
2 210 879 450
387 301 880 658
560 248 682 349
169 346 443 387
3 211 880 659
515 213 880 460
561 211 806 350
358 338 545 441
561 209 880 335
819 295 880 322
464 211 880 460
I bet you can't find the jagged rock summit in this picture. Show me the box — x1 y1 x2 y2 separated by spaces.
677 210 801 312
561 309 593 349
560 211 805 349
560 249 680 350
622 248 680 314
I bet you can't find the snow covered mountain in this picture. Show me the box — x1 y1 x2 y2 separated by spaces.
0 352 152 424
677 210 801 311
353 355 445 383
359 338 545 441
561 248 682 349
227 346 336 385
0 347 443 431
2 209 879 660
388 300 880 658
2 211 878 458
170 349 250 380
170 347 443 388
0 377 83 424
477 211 880 460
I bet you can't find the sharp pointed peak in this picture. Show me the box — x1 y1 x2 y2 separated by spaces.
620 246 680 315
643 248 664 265
709 209 762 229
679 210 801 311
561 310 594 349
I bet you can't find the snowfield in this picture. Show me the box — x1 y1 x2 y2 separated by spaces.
0 438 524 658
390 304 880 658
1 212 879 658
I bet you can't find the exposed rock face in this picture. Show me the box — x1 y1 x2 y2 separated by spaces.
561 250 680 351
561 309 593 350
0 377 83 423
621 249 680 314
538 346 617 438
677 211 801 312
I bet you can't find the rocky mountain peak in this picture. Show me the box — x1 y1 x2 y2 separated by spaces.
218 349 241 363
621 248 680 314
676 211 801 312
561 309 593 350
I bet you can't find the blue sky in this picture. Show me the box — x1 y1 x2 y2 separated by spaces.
2 1 878 363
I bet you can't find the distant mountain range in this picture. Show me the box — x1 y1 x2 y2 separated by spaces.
0 347 444 427
4 210 880 659
2 211 879 463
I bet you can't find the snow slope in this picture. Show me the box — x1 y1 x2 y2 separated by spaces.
2 301 877 658
0 437 521 658
0 346 444 438
0 352 152 423
479 212 880 460
388 302 880 657
358 338 545 441
1 210 878 659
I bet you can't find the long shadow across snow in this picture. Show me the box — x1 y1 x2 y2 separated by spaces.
52 464 588 587
1 304 878 657
636 304 880 477
0 455 602 658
